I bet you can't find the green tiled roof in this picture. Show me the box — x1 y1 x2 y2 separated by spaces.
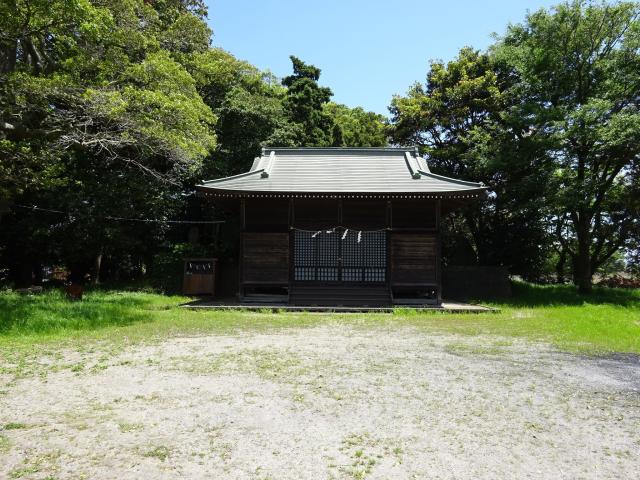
198 148 486 198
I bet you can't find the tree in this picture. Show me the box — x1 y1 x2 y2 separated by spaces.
324 103 387 147
389 47 553 278
0 0 217 283
278 56 336 146
494 0 640 292
188 48 291 177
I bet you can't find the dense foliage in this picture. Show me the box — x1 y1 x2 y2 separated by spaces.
0 0 386 286
390 0 640 291
0 0 637 292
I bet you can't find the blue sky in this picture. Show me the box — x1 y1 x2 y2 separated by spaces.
206 0 559 116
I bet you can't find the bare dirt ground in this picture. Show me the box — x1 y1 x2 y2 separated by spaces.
1 324 639 479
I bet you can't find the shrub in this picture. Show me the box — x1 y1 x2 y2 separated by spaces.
147 243 212 293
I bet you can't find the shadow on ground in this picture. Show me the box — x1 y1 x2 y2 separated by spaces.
495 282 640 308
0 290 156 336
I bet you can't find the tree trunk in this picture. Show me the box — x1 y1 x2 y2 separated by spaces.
0 39 17 74
573 223 593 294
22 37 44 73
463 209 483 264
92 249 103 286
574 258 593 293
556 248 566 284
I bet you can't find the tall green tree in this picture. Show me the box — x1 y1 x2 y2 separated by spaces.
278 56 335 147
0 0 217 282
189 48 290 177
324 103 387 147
494 0 640 292
389 47 553 278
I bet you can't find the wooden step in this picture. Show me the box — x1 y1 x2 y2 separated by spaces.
289 284 391 307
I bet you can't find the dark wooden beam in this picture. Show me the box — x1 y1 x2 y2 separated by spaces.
436 199 442 304
288 198 294 299
239 199 246 300
240 199 246 231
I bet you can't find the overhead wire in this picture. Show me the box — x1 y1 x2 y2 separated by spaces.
12 204 225 225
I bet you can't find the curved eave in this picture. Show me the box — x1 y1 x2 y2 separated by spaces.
196 185 488 200
201 170 265 184
417 171 486 188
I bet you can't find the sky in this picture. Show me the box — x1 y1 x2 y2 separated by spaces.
206 0 560 116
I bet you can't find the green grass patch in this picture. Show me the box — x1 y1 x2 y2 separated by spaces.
143 445 170 461
118 422 144 433
3 422 28 430
0 282 638 356
0 434 11 453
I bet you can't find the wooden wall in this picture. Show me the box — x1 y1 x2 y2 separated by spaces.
244 199 289 232
238 198 442 302
242 198 438 231
342 200 387 229
242 232 289 284
391 200 437 229
390 233 437 285
292 199 340 230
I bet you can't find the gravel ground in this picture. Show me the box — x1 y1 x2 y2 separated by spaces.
1 325 639 479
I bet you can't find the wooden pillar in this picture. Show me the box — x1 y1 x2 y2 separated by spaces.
436 199 442 304
386 200 393 300
240 198 246 231
386 200 392 229
239 199 246 300
288 198 294 301
288 198 294 228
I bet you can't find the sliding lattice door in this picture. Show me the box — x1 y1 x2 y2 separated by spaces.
293 230 386 284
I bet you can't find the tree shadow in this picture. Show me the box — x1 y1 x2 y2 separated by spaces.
499 282 640 308
0 289 161 336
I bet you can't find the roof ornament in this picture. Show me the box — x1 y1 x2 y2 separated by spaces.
261 150 275 178
404 151 422 179
417 150 431 173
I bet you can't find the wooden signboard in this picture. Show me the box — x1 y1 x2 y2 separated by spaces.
183 258 217 296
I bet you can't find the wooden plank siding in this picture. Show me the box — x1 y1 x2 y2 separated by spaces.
244 199 289 232
292 199 340 230
390 233 437 285
342 200 387 230
242 233 289 284
391 200 436 230
236 197 442 304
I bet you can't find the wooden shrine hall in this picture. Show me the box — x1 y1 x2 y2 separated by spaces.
197 147 486 307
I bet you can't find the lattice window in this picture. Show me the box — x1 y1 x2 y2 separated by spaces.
293 229 386 283
294 231 315 267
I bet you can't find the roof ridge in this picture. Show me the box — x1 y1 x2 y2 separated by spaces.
201 169 264 184
260 147 415 153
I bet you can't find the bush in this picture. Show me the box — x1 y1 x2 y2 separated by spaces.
148 243 212 293
597 275 640 289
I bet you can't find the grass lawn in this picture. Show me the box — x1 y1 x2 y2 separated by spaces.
0 282 639 355
1 283 639 479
